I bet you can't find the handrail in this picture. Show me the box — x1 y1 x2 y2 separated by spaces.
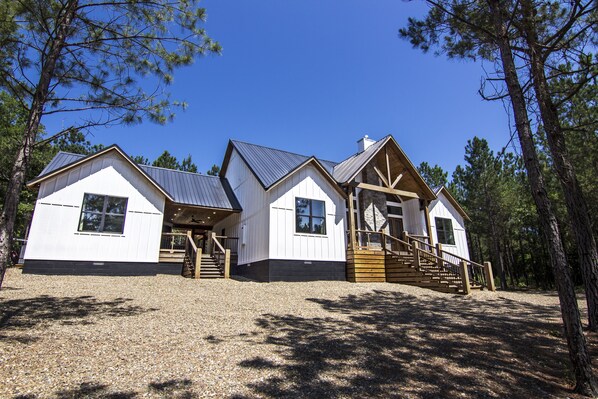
183 233 201 278
211 233 230 278
408 235 435 252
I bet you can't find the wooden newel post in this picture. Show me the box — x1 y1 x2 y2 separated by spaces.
412 241 420 269
435 243 443 268
224 249 231 279
194 248 202 279
460 260 471 295
484 261 496 291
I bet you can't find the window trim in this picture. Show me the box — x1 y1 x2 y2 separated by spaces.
78 193 128 234
295 197 327 235
435 217 455 245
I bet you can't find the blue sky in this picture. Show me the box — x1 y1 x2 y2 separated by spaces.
45 0 513 177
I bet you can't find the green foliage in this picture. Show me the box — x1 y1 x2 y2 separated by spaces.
130 155 149 165
0 92 98 239
417 162 448 188
207 164 220 176
152 151 180 170
180 155 198 173
151 151 198 172
1 0 221 129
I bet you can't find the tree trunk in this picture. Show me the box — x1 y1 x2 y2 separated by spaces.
0 0 79 289
520 0 598 333
486 0 598 395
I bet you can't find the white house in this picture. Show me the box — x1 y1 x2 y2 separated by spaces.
23 135 478 287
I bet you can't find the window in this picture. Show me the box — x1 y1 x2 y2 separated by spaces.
387 205 403 216
435 217 455 245
296 198 326 235
78 193 128 233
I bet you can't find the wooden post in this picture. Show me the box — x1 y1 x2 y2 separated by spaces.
484 261 496 291
412 241 420 269
423 201 434 246
436 243 443 268
224 249 231 279
460 260 471 295
348 189 356 250
194 248 202 279
402 230 410 252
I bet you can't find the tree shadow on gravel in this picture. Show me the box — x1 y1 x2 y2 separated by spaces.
232 290 583 399
0 295 158 343
13 379 196 399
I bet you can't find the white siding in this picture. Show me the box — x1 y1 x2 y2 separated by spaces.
428 193 470 260
24 152 165 263
269 164 346 262
212 149 269 264
402 198 425 235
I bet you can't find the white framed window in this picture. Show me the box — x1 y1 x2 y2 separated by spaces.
78 193 128 233
296 197 326 235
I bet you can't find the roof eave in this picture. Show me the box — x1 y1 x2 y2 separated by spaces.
27 145 175 202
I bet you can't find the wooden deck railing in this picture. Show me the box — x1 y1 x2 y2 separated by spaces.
160 232 187 252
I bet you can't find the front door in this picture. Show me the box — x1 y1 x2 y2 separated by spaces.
388 218 404 251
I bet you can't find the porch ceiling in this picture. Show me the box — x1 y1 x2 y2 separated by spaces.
164 203 236 228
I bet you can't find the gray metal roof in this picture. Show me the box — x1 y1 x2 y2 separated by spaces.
141 165 241 210
230 140 337 189
36 151 241 210
39 152 86 176
332 136 390 183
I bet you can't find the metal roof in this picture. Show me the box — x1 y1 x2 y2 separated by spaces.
230 140 338 189
36 151 241 211
39 152 86 176
332 136 390 183
141 165 241 210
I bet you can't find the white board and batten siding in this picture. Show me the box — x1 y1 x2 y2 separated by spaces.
269 164 346 262
212 149 269 265
24 152 165 263
428 193 470 260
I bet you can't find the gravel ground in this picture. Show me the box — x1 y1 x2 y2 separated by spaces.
0 267 595 399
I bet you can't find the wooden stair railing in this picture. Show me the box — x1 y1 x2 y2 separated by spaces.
404 233 495 292
182 232 202 279
349 229 495 294
211 233 231 279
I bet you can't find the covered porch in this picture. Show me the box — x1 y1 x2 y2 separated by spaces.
158 202 240 279
339 136 495 294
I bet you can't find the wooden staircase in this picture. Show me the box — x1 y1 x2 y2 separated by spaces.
181 254 224 279
347 230 494 295
386 252 474 294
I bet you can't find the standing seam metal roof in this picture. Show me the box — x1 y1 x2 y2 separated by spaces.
230 140 337 189
35 151 241 210
331 136 390 183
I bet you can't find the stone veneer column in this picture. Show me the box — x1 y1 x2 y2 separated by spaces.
358 164 389 247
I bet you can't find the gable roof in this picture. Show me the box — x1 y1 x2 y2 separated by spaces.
29 146 242 211
333 135 436 200
433 186 470 221
332 136 390 183
220 140 342 195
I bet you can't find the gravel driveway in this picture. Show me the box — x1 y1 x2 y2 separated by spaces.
0 268 594 398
